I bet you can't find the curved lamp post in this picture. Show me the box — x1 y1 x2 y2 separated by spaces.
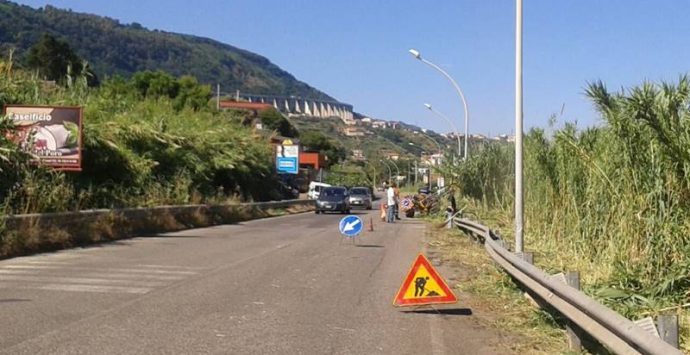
387 159 401 184
424 103 462 157
409 48 469 160
379 159 393 183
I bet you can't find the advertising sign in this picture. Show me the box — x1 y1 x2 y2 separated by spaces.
4 105 83 171
276 139 299 174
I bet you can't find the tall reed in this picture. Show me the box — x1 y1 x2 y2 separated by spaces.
444 77 690 316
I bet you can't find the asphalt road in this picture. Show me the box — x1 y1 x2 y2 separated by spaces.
0 205 509 354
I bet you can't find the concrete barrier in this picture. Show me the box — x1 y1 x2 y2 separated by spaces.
0 199 314 259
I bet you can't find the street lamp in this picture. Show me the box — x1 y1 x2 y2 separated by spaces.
424 103 462 157
387 159 401 184
409 48 469 160
515 0 524 253
379 159 392 183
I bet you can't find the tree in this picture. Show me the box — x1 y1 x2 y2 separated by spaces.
132 70 179 99
174 75 211 111
300 130 346 165
258 108 299 138
26 33 97 85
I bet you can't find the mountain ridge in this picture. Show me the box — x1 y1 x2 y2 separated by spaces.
0 0 335 101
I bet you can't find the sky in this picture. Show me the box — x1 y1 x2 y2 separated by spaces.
12 0 690 137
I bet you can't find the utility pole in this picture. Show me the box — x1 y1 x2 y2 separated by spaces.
216 84 220 110
515 0 524 253
414 160 418 186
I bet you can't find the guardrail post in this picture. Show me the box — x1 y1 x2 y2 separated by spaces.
657 314 679 348
496 239 506 249
446 208 453 229
517 251 533 264
565 271 582 351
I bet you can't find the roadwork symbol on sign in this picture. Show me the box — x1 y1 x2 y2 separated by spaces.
393 254 457 307
339 215 363 238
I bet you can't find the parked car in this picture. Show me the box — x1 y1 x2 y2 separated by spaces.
307 181 331 200
315 186 351 214
348 187 372 210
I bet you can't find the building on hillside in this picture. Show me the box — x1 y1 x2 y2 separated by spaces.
382 151 400 161
470 134 487 142
361 117 373 124
493 134 515 142
300 151 326 170
371 121 387 129
219 101 273 112
342 116 357 125
421 153 443 166
387 121 400 129
352 149 366 161
342 127 366 137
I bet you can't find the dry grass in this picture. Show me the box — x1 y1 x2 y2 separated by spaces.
0 202 313 259
425 219 574 355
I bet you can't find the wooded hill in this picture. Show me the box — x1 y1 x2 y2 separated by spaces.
0 0 333 100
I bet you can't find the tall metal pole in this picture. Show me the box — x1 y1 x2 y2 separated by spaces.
216 84 220 110
388 159 401 184
380 160 392 184
515 0 524 254
411 50 469 160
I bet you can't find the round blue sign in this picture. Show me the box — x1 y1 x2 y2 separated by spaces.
339 215 363 238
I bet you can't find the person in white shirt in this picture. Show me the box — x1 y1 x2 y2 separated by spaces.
386 183 397 223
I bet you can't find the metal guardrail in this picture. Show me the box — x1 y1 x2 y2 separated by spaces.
453 217 682 355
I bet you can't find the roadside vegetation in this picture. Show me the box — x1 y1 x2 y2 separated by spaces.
438 76 690 351
0 55 291 217
427 223 569 354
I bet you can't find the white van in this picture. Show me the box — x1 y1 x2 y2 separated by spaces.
307 182 331 200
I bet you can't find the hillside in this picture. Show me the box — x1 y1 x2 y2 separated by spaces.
0 0 333 100
291 116 454 161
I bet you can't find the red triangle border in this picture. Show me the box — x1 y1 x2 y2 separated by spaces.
393 253 458 307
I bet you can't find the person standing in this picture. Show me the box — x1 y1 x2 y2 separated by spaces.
386 183 396 223
393 184 401 220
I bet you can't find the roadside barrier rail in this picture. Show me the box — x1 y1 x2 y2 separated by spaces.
453 217 682 355
0 199 313 259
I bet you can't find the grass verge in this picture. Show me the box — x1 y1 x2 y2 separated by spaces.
0 201 313 259
425 217 575 355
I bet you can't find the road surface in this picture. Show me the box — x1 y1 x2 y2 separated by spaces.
0 206 511 354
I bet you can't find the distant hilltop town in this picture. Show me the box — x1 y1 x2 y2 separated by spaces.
341 114 515 143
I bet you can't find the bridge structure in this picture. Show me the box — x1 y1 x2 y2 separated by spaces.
224 91 354 122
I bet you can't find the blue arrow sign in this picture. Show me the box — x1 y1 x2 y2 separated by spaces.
339 215 363 238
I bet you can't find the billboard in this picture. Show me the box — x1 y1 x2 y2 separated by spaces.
276 138 299 174
3 105 83 171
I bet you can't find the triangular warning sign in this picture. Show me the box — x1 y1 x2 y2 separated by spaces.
393 254 457 307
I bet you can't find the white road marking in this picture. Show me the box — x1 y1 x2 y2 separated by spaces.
7 261 71 266
76 272 184 281
0 269 35 275
135 264 205 270
0 282 152 294
0 275 166 287
1 265 197 275
0 263 199 294
37 284 152 294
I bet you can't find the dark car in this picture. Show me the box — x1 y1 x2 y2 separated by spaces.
315 186 351 214
348 187 372 210
418 186 431 195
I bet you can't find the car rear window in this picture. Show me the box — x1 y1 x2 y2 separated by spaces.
350 188 369 195
321 188 345 197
